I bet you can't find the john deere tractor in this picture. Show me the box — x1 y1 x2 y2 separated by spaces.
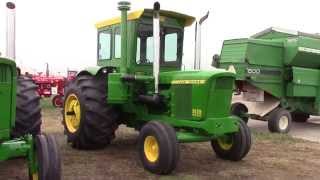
63 1 251 174
0 2 61 179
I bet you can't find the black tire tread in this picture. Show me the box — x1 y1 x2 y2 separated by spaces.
11 76 41 138
63 74 119 149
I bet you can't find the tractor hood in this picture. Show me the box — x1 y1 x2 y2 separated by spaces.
159 69 235 85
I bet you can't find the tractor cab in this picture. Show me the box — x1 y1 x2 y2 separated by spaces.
95 9 195 74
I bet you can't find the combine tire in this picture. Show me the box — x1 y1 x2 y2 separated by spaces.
291 112 309 123
31 134 61 180
138 121 179 174
231 103 249 123
11 76 41 138
267 108 292 133
63 74 119 149
211 120 251 161
52 95 63 108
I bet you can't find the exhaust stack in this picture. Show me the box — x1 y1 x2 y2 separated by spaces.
153 2 160 94
6 2 16 60
194 11 209 70
118 1 130 74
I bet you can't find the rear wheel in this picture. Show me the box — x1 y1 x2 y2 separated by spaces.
267 108 292 133
291 111 309 123
231 103 249 123
211 120 251 161
138 121 179 174
12 76 41 138
62 74 119 149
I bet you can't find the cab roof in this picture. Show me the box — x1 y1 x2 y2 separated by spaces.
95 9 195 29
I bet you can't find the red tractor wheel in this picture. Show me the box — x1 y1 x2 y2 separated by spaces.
52 95 63 108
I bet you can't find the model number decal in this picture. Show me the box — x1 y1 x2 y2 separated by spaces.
247 68 260 74
192 108 202 118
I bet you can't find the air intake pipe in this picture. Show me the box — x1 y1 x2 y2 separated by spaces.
118 1 130 74
153 2 160 94
6 2 16 60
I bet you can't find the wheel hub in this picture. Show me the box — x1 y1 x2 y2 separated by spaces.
279 116 289 130
64 94 81 133
144 136 159 163
217 135 233 151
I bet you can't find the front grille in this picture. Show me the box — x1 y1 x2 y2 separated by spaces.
173 84 192 119
0 65 9 83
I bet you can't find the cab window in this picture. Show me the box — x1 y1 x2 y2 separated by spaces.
98 30 111 60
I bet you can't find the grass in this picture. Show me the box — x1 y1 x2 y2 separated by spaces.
40 98 55 109
252 130 305 144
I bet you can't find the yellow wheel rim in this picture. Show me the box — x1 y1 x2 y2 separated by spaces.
144 136 159 163
64 94 81 133
31 173 38 180
217 135 233 151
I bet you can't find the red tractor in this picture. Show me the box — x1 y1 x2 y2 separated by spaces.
51 70 77 107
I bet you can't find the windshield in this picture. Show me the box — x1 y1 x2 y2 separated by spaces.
136 24 182 65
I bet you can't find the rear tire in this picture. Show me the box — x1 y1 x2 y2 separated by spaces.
291 111 309 123
11 76 41 138
138 121 179 174
211 120 251 161
231 103 249 124
62 74 119 149
267 108 292 133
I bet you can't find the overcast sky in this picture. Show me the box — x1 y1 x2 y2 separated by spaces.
1 0 320 75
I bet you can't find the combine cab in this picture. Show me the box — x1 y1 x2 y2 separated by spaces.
217 27 320 133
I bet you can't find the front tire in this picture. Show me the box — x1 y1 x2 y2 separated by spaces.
52 95 63 108
62 74 119 149
211 120 251 161
11 76 41 138
31 134 61 180
231 103 249 123
267 108 292 133
138 121 179 174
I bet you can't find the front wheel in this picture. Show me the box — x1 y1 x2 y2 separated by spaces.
52 95 63 108
267 108 292 133
211 120 251 161
231 103 249 124
30 134 61 180
138 121 179 174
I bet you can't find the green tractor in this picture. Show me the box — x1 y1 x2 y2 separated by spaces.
63 1 251 174
0 2 61 179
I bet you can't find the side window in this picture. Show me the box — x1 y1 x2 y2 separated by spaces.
164 33 178 62
136 38 140 63
146 37 154 63
98 30 111 60
114 28 121 58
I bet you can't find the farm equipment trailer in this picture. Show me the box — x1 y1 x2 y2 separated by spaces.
62 1 251 174
216 27 320 133
0 2 61 179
